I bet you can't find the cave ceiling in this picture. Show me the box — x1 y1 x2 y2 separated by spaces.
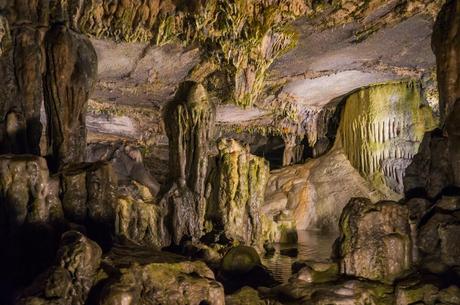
81 0 445 142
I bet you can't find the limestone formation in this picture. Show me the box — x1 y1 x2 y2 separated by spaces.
165 82 215 195
59 162 117 225
162 82 215 243
99 245 225 305
338 81 437 194
43 23 97 168
417 196 460 272
207 138 270 246
115 195 170 249
264 149 386 232
432 0 460 124
337 198 413 283
0 6 44 155
18 231 102 305
404 129 452 198
0 155 63 235
88 143 161 197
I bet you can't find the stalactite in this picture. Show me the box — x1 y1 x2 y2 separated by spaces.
338 81 437 194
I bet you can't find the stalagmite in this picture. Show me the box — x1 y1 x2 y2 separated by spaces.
163 81 215 244
207 139 270 246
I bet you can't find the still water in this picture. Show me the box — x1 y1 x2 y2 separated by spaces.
262 230 338 283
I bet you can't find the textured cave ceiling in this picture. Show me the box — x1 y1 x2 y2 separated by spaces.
88 0 441 138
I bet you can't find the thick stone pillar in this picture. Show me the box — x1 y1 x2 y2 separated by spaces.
207 139 270 246
163 81 215 244
43 23 97 168
0 0 48 155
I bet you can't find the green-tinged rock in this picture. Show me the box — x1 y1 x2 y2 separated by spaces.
207 138 271 246
115 196 170 249
222 246 261 275
292 261 339 284
100 247 225 305
225 286 267 305
395 278 439 305
338 81 437 194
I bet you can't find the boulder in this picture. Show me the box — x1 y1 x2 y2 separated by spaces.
416 196 460 271
99 246 225 305
225 286 267 305
292 260 338 284
337 198 412 283
19 231 102 305
221 246 261 275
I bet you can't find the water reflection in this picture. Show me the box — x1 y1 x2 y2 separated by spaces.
262 230 338 283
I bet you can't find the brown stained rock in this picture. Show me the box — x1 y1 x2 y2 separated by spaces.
163 81 215 243
18 231 102 305
43 24 97 168
0 12 44 155
59 162 117 225
337 198 413 284
12 26 43 154
432 0 460 124
433 0 460 186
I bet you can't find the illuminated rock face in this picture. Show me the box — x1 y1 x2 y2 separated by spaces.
338 81 437 194
207 139 270 246
338 198 412 284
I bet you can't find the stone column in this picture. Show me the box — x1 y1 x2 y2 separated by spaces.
163 81 215 244
0 0 49 155
43 11 97 168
